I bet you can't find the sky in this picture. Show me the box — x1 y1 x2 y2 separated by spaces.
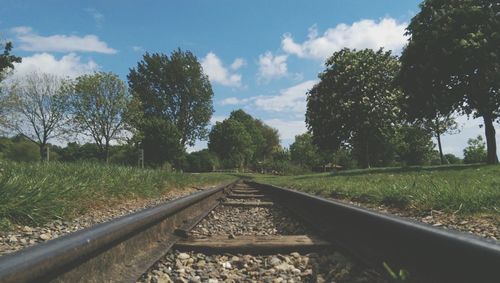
1 0 498 157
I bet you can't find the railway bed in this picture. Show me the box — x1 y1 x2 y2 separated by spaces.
0 180 499 282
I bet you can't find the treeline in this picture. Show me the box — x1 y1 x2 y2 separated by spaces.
0 49 214 169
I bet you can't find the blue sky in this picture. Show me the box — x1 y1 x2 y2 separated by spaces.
1 0 497 157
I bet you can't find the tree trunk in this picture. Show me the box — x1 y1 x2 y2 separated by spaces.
436 132 445 165
483 115 499 164
39 143 47 161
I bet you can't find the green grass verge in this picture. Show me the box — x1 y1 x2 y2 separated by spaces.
0 160 237 228
251 164 500 216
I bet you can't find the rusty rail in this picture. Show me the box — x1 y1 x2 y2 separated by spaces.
0 181 235 283
247 180 500 283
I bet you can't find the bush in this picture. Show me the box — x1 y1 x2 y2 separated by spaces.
444 154 462 164
463 136 486 164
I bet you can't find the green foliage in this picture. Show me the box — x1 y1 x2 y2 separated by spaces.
127 49 214 149
395 124 435 166
72 72 130 162
463 135 487 164
253 164 500 215
400 0 500 164
208 110 280 170
1 136 40 162
141 118 183 167
444 153 462 164
306 48 403 168
290 133 321 169
383 262 409 282
0 160 237 227
5 72 72 160
209 118 253 169
0 39 22 82
185 149 219 172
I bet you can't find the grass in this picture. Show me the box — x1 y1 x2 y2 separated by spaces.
0 160 237 229
251 164 500 216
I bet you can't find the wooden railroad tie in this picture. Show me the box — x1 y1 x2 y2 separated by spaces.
223 200 274 207
227 193 266 199
174 235 330 254
231 189 261 194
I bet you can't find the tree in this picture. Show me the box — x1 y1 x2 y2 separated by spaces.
72 72 130 163
185 149 219 172
423 114 460 164
0 39 22 82
0 39 22 129
127 49 214 149
6 72 71 160
228 109 280 162
306 48 403 168
290 133 321 169
395 123 436 166
463 135 487 164
208 119 253 169
399 0 500 164
444 153 462 164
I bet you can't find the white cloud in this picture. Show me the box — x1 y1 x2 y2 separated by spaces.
132 46 144 52
257 51 288 82
11 26 117 54
254 80 317 113
201 52 242 87
220 97 250 106
264 119 307 141
10 53 99 79
230 58 246 70
282 18 408 60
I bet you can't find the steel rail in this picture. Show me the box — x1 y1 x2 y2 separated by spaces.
247 180 500 283
0 181 236 283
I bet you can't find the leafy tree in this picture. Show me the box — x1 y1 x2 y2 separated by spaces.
185 149 219 172
228 110 280 162
399 0 500 164
127 49 214 150
395 124 435 166
306 48 403 168
423 114 460 164
5 72 71 160
0 39 21 82
0 39 21 129
208 119 253 169
444 153 462 164
463 135 487 164
290 133 321 169
72 72 130 163
3 136 39 162
141 118 183 167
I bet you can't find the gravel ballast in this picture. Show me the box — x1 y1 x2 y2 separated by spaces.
0 186 206 256
139 184 387 283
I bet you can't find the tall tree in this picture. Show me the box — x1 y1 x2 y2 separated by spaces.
306 48 403 168
72 72 130 163
208 119 253 169
6 72 71 160
399 0 500 164
424 114 460 164
0 39 21 82
127 49 214 149
290 133 321 169
0 39 22 129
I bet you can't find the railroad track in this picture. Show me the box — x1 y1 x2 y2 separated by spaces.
0 180 499 282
